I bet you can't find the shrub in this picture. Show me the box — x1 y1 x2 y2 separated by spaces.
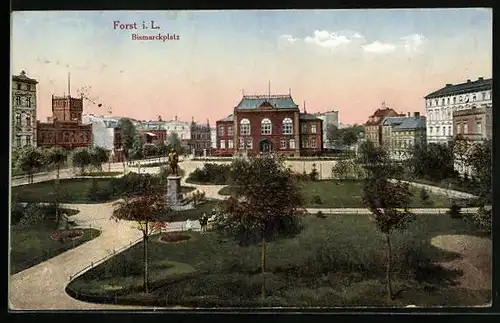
446 202 462 219
311 195 323 205
419 188 430 203
309 164 319 181
159 232 192 243
187 163 231 184
316 211 326 219
10 195 25 225
18 203 46 227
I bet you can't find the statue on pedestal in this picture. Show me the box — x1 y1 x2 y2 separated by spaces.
168 148 179 176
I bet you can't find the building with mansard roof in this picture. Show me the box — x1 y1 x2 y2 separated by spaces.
215 93 323 157
11 71 38 148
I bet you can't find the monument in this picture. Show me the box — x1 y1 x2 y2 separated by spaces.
166 149 182 207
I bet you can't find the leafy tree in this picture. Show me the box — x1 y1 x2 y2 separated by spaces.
332 159 364 182
326 124 340 145
71 147 92 175
45 147 68 227
142 143 158 158
466 140 492 204
362 154 415 301
357 140 388 167
111 181 170 293
16 146 45 183
129 134 144 161
407 143 455 181
118 118 137 159
166 132 183 155
213 154 305 303
342 130 358 147
90 146 109 172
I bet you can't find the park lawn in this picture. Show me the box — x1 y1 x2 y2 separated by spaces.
10 207 101 275
67 214 489 307
81 171 123 177
157 200 221 222
219 180 455 208
11 178 196 204
11 178 116 203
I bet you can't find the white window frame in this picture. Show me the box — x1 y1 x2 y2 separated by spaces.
220 140 226 149
289 138 295 149
261 118 272 135
228 139 233 149
240 118 251 135
280 138 287 149
282 118 293 135
310 124 317 134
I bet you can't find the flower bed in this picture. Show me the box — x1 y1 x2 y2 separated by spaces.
51 229 85 242
159 232 191 243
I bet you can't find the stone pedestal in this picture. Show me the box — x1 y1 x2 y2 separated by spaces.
166 175 182 206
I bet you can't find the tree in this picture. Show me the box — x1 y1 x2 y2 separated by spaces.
142 143 158 158
119 118 137 160
111 181 170 293
332 159 364 182
466 140 492 204
45 147 68 227
213 154 305 303
71 147 92 175
407 143 455 181
166 132 183 155
16 146 45 183
357 140 388 167
129 134 144 161
90 146 109 172
326 124 340 145
362 155 415 301
342 131 358 147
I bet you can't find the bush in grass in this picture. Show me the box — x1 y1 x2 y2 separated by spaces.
311 195 323 205
309 164 319 181
419 188 430 203
10 195 25 225
316 211 326 218
187 163 231 184
18 203 46 227
446 202 462 219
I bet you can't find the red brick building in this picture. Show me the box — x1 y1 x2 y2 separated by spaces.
37 95 92 149
138 129 167 144
215 94 323 157
364 104 403 146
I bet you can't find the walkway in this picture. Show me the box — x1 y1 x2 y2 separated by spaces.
9 201 197 310
9 161 483 310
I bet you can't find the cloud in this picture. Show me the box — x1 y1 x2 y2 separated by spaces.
401 33 427 53
304 30 353 48
362 41 396 54
280 34 299 44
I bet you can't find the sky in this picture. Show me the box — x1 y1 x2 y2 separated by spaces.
11 9 492 125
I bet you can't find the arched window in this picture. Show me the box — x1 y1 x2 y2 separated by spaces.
240 118 251 135
280 137 287 149
282 118 293 135
261 118 272 135
26 114 31 127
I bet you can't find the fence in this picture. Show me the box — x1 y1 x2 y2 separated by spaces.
68 235 143 282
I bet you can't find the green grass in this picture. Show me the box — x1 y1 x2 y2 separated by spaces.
219 180 457 208
157 200 221 222
67 214 489 307
10 207 101 275
81 171 123 177
410 178 476 195
11 178 116 203
11 178 195 204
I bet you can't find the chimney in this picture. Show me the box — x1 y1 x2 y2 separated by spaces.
445 83 452 87
407 112 411 117
414 112 420 118
478 77 484 81
175 115 178 121
467 79 471 83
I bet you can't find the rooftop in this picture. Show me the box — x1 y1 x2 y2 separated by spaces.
12 70 38 84
218 114 234 122
235 94 299 110
382 116 407 126
299 113 322 121
392 116 427 131
425 77 492 99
